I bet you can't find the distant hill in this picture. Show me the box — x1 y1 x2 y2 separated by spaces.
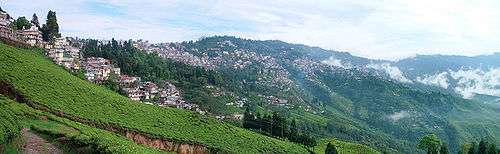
141 36 500 153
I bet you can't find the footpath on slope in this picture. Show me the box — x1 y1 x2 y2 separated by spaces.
20 128 63 154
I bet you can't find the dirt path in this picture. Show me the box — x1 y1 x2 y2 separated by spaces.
20 128 63 154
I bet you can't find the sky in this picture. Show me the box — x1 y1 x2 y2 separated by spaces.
3 0 500 60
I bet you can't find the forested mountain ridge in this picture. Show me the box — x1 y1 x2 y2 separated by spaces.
125 36 500 153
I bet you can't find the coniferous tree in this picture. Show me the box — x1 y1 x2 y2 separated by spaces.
487 143 497 154
242 107 254 129
262 115 272 135
254 112 262 130
41 10 60 42
469 142 477 154
439 144 448 154
271 112 287 138
479 140 488 154
325 142 337 154
288 119 298 142
31 13 39 28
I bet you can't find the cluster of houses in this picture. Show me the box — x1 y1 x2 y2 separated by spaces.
259 95 290 107
82 57 120 82
134 39 294 91
215 113 244 121
0 9 81 70
132 40 217 70
46 37 81 70
120 75 204 112
80 55 204 113
0 9 43 47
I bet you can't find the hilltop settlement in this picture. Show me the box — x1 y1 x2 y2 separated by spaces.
0 8 211 115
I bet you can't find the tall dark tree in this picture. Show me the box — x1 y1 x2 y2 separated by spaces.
325 142 338 154
439 144 448 154
469 142 477 154
288 119 298 142
261 115 272 135
31 13 39 28
242 107 255 129
271 112 288 138
479 140 488 154
487 144 497 154
41 10 60 42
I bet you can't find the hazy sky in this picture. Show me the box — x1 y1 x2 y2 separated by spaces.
3 0 500 60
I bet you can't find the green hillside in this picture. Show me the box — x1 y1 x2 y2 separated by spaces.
0 95 22 151
313 138 380 154
0 43 309 153
0 94 166 153
171 36 500 153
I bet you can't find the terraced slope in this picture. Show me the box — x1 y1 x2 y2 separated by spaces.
0 43 309 153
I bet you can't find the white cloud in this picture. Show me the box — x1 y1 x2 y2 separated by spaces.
321 57 352 69
416 72 450 89
3 0 500 60
414 68 500 99
388 110 410 122
449 68 500 99
367 63 413 83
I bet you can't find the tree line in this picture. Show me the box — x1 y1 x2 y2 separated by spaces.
419 134 499 154
242 107 317 147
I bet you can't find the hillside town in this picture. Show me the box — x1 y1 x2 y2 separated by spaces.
0 8 206 115
0 8 293 120
133 40 294 91
134 40 217 69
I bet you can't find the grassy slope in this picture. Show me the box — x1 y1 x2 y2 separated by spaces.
0 95 21 147
0 94 166 154
0 43 308 153
313 138 380 154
